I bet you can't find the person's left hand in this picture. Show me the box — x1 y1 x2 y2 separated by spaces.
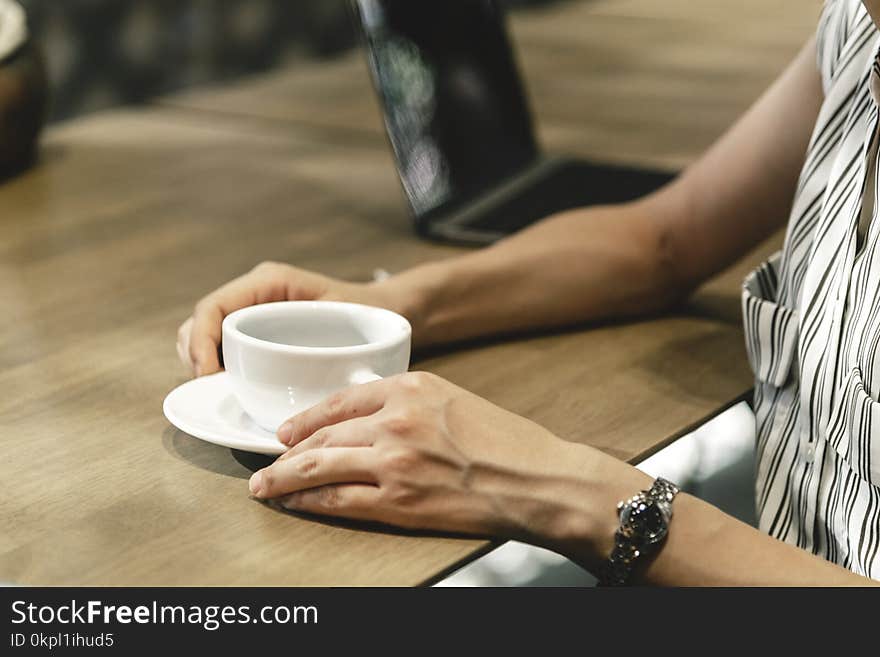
248 371 581 539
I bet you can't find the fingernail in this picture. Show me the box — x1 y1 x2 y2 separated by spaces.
249 471 263 496
277 421 294 444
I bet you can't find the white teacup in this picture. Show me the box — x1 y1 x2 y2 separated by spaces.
222 301 411 432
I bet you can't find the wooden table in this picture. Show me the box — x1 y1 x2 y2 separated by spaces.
0 0 814 585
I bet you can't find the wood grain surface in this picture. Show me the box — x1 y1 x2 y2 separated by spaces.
163 0 819 170
0 0 815 585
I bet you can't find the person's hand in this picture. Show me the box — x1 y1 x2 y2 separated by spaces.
247 371 596 542
177 262 409 377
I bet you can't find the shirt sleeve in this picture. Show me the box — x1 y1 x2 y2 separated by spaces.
815 0 858 95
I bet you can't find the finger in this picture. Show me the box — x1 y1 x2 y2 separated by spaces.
277 379 390 445
249 447 380 499
188 304 223 377
188 270 283 376
277 416 376 461
277 484 382 519
176 317 194 372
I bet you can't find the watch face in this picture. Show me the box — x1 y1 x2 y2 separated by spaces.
620 500 668 545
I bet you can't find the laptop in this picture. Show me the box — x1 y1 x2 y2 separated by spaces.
350 0 676 245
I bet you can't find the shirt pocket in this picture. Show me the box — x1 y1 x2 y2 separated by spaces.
741 252 799 388
825 366 880 487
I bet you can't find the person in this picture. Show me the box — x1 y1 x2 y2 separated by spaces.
177 0 880 585
0 0 47 177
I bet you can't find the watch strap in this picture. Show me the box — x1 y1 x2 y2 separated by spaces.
598 477 679 587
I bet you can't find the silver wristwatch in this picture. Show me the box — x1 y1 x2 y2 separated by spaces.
598 477 680 586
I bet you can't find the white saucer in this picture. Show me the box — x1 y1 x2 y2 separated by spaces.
163 372 287 456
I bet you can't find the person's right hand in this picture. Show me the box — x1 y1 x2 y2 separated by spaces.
176 261 406 377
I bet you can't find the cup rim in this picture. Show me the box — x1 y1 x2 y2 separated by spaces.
222 300 412 356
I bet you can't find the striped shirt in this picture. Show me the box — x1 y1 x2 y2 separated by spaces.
745 0 880 578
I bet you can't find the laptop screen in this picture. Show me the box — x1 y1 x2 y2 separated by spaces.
353 0 538 217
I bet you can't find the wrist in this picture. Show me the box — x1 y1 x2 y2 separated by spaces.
520 442 654 574
369 260 455 348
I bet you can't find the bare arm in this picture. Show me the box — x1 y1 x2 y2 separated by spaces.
545 441 871 586
185 36 879 584
248 371 875 586
390 38 867 585
183 38 823 369
382 36 824 346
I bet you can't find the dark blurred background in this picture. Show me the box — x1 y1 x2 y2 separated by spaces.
18 0 559 122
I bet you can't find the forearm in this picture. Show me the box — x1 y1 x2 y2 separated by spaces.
381 196 686 348
639 494 867 586
485 442 874 586
377 38 823 350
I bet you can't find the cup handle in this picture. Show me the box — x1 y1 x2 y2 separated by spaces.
348 368 382 386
